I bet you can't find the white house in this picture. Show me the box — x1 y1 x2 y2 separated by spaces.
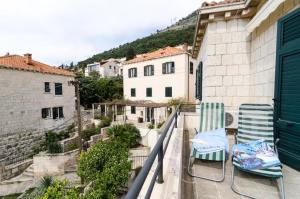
123 45 196 122
0 53 75 178
192 0 300 170
85 58 122 77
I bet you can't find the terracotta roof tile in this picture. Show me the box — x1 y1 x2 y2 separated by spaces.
0 54 74 76
202 0 243 8
124 46 187 65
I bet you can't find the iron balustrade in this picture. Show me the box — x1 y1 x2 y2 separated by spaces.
125 105 180 199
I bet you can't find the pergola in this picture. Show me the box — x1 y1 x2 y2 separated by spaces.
92 99 170 123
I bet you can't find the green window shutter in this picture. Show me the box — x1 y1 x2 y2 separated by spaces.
146 88 152 97
128 69 131 78
189 62 193 74
165 87 172 97
195 62 203 100
131 88 136 97
151 65 154 75
59 107 64 118
162 63 166 74
171 62 175 73
144 66 147 76
55 83 62 95
131 106 136 114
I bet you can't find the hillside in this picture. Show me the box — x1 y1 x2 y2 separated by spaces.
78 10 199 68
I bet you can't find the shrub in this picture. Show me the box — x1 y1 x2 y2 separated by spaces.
107 123 141 148
82 126 99 141
47 142 63 154
99 116 112 128
147 123 154 129
67 123 76 133
157 121 165 129
77 140 129 182
78 140 130 199
37 179 79 199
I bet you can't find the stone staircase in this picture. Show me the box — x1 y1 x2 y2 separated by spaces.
0 164 35 196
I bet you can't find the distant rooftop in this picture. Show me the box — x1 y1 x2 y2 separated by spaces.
0 53 74 76
124 46 188 65
202 0 244 8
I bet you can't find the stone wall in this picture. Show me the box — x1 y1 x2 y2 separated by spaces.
249 0 299 104
197 18 252 127
0 68 75 175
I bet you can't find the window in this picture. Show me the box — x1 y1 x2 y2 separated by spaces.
109 65 112 69
165 87 172 97
146 88 152 97
162 62 175 74
144 65 154 76
55 83 62 95
41 108 51 119
131 88 136 97
128 68 137 78
52 107 64 119
44 82 50 93
196 62 203 100
189 62 194 74
131 106 136 114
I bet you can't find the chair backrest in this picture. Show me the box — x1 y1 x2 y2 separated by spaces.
238 104 274 147
198 102 225 132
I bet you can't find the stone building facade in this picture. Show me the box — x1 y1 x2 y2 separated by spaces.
0 54 75 179
192 0 300 128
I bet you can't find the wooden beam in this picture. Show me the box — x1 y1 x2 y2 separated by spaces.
241 7 256 18
225 12 231 20
200 19 208 25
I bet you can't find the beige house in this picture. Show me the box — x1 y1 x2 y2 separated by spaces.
192 0 300 170
85 58 122 78
123 46 196 123
0 53 75 178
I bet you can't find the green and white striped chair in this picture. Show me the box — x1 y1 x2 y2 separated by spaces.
231 104 285 199
188 102 226 182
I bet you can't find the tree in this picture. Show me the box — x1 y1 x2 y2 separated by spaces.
77 140 131 199
126 47 136 60
107 123 141 148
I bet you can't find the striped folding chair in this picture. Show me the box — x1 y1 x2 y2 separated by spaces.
231 104 285 199
188 102 226 182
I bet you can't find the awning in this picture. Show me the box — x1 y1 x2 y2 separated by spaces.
246 0 285 33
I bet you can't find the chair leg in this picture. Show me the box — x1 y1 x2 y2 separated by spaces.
187 150 225 182
231 165 257 199
279 176 285 199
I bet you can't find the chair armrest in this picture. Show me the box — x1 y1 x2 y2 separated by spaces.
234 131 238 144
274 138 280 156
194 128 199 134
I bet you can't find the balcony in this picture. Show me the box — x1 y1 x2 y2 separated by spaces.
126 105 300 199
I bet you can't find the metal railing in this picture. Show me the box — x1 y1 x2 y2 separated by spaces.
125 105 180 199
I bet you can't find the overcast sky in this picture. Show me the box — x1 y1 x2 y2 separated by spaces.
0 0 207 66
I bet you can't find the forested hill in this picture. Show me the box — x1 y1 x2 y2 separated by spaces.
78 9 199 68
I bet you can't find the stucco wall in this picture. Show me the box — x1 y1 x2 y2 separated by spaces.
0 68 75 165
123 53 196 103
196 18 252 127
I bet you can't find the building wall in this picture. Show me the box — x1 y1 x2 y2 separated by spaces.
124 106 167 123
123 53 196 103
0 68 75 165
101 61 120 77
249 0 299 105
196 18 252 127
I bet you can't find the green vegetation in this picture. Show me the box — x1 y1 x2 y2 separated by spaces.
107 123 141 148
147 123 154 129
78 26 195 68
0 194 21 199
77 140 131 198
77 76 123 108
156 121 165 129
37 179 79 199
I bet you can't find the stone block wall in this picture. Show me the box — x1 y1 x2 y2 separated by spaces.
249 0 299 104
197 18 252 127
0 68 75 173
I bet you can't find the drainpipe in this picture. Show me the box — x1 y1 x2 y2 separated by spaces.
187 54 190 102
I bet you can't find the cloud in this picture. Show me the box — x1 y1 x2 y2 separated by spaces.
0 0 203 65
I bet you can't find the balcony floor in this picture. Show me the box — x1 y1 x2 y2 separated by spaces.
182 131 300 199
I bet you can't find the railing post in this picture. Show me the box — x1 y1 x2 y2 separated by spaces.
175 111 178 128
157 145 164 184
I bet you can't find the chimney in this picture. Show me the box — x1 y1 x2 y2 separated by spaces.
24 53 32 65
5 52 9 56
183 43 188 51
